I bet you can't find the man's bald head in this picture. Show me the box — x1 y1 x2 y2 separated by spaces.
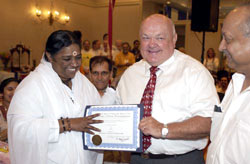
224 4 250 38
140 14 176 37
236 5 250 38
139 14 177 66
219 3 250 73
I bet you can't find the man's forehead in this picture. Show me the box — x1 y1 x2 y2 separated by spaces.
92 62 109 69
142 15 170 26
222 17 242 37
224 7 247 26
140 19 172 35
140 26 172 38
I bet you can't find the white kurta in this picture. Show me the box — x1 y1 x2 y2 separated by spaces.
7 58 103 164
100 87 118 105
206 73 250 164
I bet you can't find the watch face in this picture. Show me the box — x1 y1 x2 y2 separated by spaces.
162 128 168 136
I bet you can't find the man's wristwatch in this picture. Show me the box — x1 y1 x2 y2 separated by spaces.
161 124 168 139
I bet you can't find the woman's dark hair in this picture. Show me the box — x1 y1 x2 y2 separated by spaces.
73 30 82 41
45 30 81 61
0 78 19 93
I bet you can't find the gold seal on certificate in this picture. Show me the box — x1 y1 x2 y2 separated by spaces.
92 135 102 146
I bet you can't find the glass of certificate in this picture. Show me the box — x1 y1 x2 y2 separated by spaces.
83 104 143 152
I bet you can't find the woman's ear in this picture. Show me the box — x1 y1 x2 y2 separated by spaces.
45 52 53 63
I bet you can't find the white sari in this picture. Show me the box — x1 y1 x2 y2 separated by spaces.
7 58 103 164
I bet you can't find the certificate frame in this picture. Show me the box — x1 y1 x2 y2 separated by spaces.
83 104 143 152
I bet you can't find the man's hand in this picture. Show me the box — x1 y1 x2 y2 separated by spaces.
139 117 163 139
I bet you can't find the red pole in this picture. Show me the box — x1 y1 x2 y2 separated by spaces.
108 0 115 60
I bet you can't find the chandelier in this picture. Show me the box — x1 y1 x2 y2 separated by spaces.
34 0 70 25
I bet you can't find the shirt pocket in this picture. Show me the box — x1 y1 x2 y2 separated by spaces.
210 111 224 141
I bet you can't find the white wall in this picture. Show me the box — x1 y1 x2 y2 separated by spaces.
175 19 222 61
142 1 162 19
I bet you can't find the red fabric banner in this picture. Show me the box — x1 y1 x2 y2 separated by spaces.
108 0 115 60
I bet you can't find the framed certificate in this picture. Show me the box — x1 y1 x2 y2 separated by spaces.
83 104 143 152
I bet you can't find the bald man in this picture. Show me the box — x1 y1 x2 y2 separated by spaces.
207 4 250 164
116 14 219 164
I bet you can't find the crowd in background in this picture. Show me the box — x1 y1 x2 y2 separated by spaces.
72 31 142 79
202 47 233 102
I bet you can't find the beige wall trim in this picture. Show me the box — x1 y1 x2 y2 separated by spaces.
65 0 141 8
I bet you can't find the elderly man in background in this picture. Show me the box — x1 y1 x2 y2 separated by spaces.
115 42 135 76
117 14 219 164
80 40 92 77
90 40 102 57
206 4 250 164
112 40 123 61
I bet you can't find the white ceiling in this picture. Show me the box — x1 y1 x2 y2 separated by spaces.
146 0 250 18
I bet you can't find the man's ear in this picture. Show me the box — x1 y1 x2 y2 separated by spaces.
45 52 53 63
173 33 178 46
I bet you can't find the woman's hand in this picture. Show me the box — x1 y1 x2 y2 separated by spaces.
68 113 103 134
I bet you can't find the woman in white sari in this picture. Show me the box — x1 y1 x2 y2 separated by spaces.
7 30 103 164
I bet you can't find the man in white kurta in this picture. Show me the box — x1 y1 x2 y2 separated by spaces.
100 87 118 105
7 58 103 164
206 73 250 163
206 5 250 164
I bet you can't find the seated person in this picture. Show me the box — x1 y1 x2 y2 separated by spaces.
203 48 219 76
130 40 142 62
115 42 135 76
90 40 102 57
80 40 92 77
216 70 229 102
0 78 19 141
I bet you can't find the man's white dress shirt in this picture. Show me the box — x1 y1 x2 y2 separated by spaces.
117 50 219 155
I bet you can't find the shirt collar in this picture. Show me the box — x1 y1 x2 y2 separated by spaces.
144 49 177 75
231 73 250 95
